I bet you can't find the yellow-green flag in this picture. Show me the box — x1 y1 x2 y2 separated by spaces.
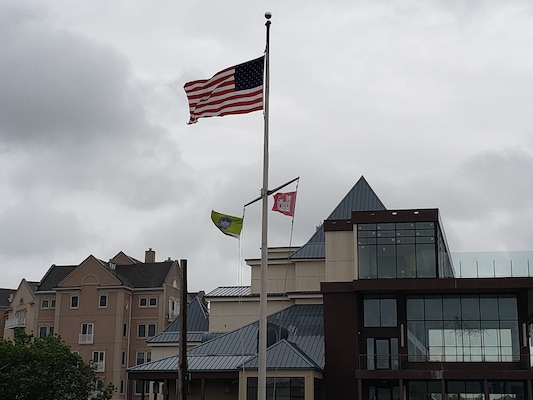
211 210 243 239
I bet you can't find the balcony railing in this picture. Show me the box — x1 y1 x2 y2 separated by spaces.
359 353 527 371
452 251 533 278
5 315 26 329
78 333 94 344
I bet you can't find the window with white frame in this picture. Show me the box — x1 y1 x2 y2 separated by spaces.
139 297 157 307
70 295 79 309
92 351 105 372
79 322 94 344
136 351 152 365
99 294 107 308
41 299 49 309
137 323 156 338
38 326 54 338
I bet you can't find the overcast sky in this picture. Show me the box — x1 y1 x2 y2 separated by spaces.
1 0 532 292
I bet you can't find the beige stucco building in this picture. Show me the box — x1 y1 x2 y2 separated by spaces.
29 249 182 399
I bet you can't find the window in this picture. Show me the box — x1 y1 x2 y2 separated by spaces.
489 381 524 400
247 377 304 400
446 381 483 400
70 295 79 309
120 381 124 394
366 338 399 370
364 297 397 327
79 323 94 344
39 326 54 337
41 299 49 309
123 323 127 337
138 323 156 338
51 299 56 308
407 295 519 362
92 351 105 372
135 380 150 395
139 297 157 307
136 351 152 365
358 222 439 279
122 352 126 366
99 295 107 308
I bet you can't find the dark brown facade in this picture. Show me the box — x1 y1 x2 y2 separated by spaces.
322 278 533 400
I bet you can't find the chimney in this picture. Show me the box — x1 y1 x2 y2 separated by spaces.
145 248 156 263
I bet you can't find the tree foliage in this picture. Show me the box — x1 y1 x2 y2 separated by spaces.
0 331 115 400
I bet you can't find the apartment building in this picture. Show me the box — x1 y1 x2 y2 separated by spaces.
32 248 182 399
2 279 39 340
1 287 16 339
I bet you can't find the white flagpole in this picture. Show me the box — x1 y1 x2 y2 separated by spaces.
258 11 271 400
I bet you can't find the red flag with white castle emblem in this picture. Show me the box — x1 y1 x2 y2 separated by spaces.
272 191 297 216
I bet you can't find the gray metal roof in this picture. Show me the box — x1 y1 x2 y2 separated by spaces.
205 286 251 297
148 297 209 344
290 176 386 259
241 339 321 370
129 304 324 374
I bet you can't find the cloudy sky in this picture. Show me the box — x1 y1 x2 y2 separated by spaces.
1 0 532 292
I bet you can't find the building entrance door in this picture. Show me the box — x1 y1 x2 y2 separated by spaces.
366 381 400 400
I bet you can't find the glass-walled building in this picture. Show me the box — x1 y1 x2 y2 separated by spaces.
321 208 533 400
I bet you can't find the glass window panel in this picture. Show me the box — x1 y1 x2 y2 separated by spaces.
416 244 436 277
498 296 517 320
364 298 380 327
407 298 424 320
376 339 390 369
415 229 435 237
358 230 377 238
397 244 416 278
378 245 396 278
377 230 396 238
407 321 427 361
397 222 415 230
367 338 375 370
358 245 377 279
480 296 499 320
425 297 443 320
359 223 376 231
391 338 399 370
443 297 461 321
397 237 415 244
377 223 395 231
461 296 480 320
416 222 435 229
380 298 397 327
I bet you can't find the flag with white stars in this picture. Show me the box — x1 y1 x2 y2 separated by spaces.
184 56 264 124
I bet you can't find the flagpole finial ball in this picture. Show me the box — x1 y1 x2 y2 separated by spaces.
265 11 272 19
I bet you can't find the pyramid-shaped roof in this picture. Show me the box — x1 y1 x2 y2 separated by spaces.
290 176 386 259
147 296 209 344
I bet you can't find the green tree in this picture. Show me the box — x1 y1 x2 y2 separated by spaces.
0 331 115 400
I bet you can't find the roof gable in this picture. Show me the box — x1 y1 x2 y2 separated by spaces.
290 176 386 259
58 255 122 287
240 339 321 370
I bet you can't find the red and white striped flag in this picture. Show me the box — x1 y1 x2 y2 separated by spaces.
184 57 264 124
272 191 297 217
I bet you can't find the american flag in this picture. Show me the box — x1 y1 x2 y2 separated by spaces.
184 56 264 124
